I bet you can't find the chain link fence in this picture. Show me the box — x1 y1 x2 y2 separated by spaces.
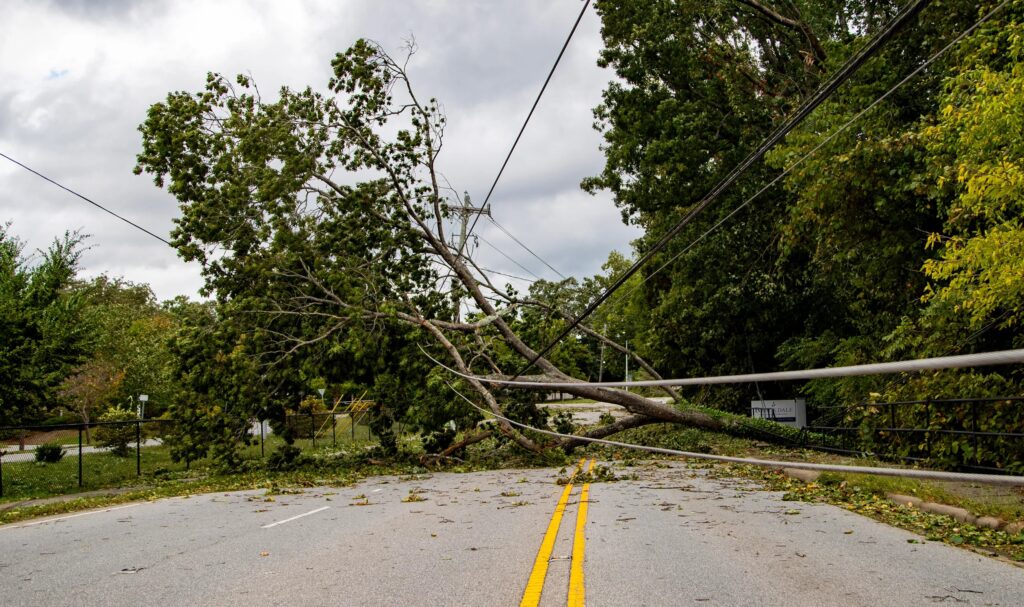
0 406 392 502
0 420 180 500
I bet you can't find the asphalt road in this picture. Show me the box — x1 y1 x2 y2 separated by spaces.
1 461 1022 606
2 440 163 463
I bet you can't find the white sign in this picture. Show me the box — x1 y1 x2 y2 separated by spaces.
750 399 806 428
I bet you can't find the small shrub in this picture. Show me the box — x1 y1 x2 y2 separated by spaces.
422 426 456 454
598 412 616 427
267 444 308 471
95 406 138 457
550 411 576 435
34 443 64 463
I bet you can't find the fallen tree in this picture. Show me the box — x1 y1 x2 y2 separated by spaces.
135 40 769 453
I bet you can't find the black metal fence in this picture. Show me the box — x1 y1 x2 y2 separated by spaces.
802 397 1024 473
0 419 177 500
0 411 384 502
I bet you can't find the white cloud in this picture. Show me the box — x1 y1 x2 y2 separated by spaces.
0 0 639 301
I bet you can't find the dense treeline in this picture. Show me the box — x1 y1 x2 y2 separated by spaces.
579 0 1023 416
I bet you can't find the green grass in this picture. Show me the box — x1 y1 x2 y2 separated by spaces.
1 445 185 500
0 428 384 504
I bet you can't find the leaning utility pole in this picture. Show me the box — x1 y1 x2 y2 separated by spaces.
448 191 490 320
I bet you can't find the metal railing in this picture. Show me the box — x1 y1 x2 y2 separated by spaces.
0 419 174 499
0 411 386 501
801 397 1024 473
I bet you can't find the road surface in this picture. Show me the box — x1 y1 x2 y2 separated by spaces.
1 461 1021 606
1 439 163 463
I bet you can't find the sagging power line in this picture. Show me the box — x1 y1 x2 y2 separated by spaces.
445 380 1024 486
488 216 566 280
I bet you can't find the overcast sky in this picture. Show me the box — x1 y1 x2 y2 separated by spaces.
0 0 641 301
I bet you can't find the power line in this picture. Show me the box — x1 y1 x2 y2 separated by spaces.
431 345 1024 388
444 380 1024 486
623 0 1011 301
476 234 543 281
514 0 933 378
1 152 172 246
481 266 537 284
458 0 592 260
488 216 566 280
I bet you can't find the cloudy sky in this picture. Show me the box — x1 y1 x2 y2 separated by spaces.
0 0 641 301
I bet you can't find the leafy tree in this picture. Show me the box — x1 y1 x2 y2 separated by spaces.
585 0 1012 415
57 358 125 443
582 0 860 409
95 405 137 457
135 39 749 458
0 226 91 426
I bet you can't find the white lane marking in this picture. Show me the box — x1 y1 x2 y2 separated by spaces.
2 502 143 530
261 506 330 529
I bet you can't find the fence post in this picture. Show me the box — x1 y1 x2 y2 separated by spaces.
332 415 336 447
925 401 931 460
0 450 4 498
310 412 316 449
136 421 142 477
260 420 265 458
78 425 84 487
972 401 980 464
889 403 897 456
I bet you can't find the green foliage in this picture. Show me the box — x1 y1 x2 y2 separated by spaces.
0 227 92 426
370 406 398 456
131 40 489 456
916 10 1024 332
266 444 308 471
550 410 576 435
421 425 456 454
95 406 137 457
586 0 1024 452
34 443 64 463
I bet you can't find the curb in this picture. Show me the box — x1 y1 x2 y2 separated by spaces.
779 468 1022 533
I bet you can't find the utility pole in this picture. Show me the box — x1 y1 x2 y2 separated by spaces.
598 323 606 383
448 191 490 320
624 340 630 393
451 191 490 257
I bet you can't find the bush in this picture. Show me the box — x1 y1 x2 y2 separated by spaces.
95 406 138 457
34 443 64 463
422 426 456 454
267 444 308 470
550 411 577 435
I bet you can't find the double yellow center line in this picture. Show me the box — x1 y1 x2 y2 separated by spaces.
521 458 596 607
